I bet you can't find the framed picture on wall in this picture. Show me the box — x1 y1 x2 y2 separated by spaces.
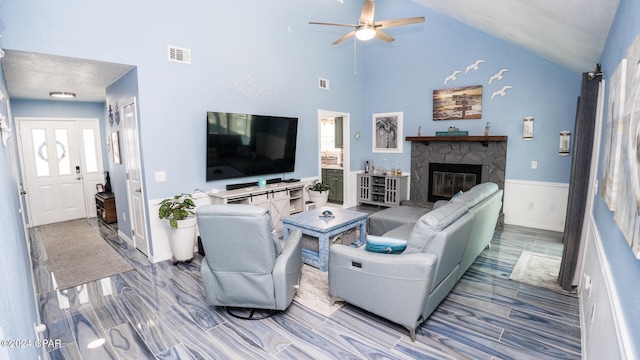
433 85 482 120
111 131 121 164
373 112 403 153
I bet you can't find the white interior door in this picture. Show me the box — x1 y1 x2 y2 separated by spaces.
122 100 149 255
18 119 102 226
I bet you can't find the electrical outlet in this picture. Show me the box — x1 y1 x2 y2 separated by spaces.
531 160 538 169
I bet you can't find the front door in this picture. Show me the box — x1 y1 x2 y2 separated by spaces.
18 119 103 226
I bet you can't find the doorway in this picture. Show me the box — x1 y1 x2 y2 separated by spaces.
17 118 104 226
318 110 350 207
121 99 149 255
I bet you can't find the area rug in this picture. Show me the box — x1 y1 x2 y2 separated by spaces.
294 264 343 317
509 250 564 292
39 219 134 290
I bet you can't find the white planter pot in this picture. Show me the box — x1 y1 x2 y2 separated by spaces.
308 190 329 207
165 216 197 262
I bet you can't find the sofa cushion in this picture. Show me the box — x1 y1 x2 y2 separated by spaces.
383 223 414 240
365 235 407 254
368 205 431 236
404 201 469 254
450 182 498 208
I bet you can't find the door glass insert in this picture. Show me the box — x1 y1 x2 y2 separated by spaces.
31 128 50 177
82 128 98 173
55 128 71 175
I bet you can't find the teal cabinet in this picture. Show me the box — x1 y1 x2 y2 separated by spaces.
322 168 343 204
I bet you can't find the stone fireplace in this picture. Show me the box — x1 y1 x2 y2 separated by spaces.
428 163 482 202
407 136 507 206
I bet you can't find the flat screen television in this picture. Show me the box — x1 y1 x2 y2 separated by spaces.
206 112 298 181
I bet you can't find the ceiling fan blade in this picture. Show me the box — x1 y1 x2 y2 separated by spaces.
374 16 425 29
359 0 375 24
309 21 357 28
375 29 395 43
333 30 356 45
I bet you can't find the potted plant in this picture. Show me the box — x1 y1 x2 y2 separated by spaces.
307 179 331 207
158 193 197 263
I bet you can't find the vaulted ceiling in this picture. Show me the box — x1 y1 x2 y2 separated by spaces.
2 0 620 102
411 0 619 73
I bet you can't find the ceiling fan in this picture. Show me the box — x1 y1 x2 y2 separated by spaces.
310 0 425 45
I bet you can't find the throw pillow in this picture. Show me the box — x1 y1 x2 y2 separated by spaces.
365 235 407 254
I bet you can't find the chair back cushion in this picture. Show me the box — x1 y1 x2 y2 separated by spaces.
197 204 279 274
404 201 469 254
450 182 499 208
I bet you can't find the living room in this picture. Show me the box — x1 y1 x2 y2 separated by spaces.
0 0 638 358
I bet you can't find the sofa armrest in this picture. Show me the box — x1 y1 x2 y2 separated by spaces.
273 229 303 310
329 244 436 332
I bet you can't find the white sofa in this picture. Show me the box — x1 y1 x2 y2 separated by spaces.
328 182 503 341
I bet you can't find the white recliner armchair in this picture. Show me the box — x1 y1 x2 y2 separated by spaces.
197 204 302 317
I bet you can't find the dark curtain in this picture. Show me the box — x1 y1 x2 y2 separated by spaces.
558 72 602 291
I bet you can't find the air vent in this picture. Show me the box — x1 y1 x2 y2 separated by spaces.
168 45 191 64
319 78 330 90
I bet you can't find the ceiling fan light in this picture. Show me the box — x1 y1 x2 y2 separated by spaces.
49 92 76 99
355 26 376 41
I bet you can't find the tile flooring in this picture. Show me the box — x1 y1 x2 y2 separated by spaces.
30 218 581 359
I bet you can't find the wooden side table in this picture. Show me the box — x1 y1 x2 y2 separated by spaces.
281 208 368 271
95 192 117 224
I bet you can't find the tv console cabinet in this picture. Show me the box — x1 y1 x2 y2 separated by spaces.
208 182 305 237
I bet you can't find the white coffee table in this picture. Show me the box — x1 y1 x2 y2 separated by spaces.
281 208 368 271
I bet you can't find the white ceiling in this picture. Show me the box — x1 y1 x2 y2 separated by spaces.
411 0 619 73
2 50 134 102
1 0 620 102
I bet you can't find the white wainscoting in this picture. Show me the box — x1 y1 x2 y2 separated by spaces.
503 179 569 232
147 192 211 263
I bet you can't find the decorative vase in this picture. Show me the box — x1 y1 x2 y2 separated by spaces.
308 190 329 207
166 216 197 262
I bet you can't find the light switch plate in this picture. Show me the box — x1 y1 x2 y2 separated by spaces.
155 171 167 182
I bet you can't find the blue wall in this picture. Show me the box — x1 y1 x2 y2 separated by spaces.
105 68 140 239
359 1 581 183
0 0 581 200
591 0 640 355
0 62 41 359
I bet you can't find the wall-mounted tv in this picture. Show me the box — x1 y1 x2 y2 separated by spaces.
206 112 298 181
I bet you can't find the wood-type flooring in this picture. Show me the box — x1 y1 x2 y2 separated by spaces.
30 219 581 359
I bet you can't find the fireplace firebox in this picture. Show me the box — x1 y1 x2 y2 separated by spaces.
428 163 482 202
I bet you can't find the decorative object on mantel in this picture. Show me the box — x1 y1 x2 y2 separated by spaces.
488 68 509 84
0 113 12 146
219 74 278 97
484 121 491 136
490 85 513 100
465 59 485 74
373 112 403 153
433 85 482 120
523 116 534 140
559 131 571 155
417 126 421 136
435 126 468 137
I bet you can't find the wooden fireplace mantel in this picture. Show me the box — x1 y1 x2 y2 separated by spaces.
405 135 507 146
